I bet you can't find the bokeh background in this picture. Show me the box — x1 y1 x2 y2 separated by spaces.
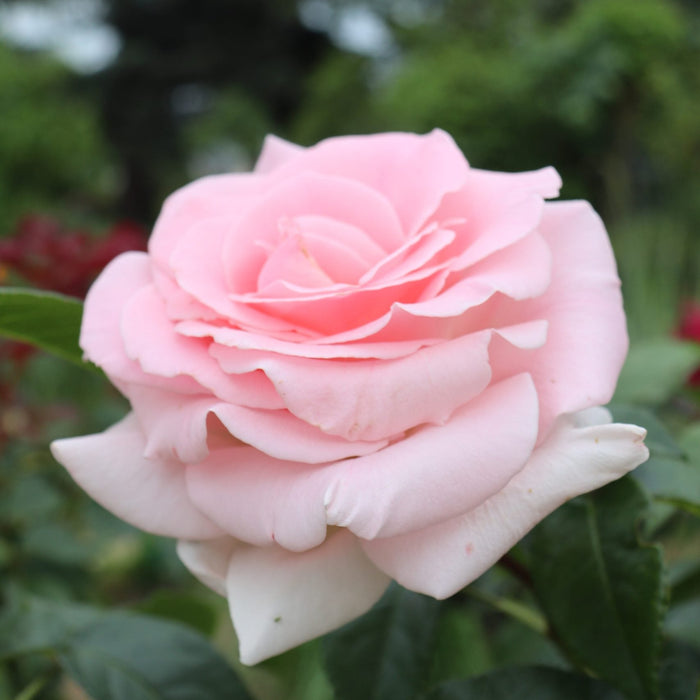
1 1 699 698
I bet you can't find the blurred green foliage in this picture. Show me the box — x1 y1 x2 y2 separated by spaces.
0 44 109 233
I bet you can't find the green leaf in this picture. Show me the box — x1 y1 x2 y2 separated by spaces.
60 613 252 700
666 599 700 651
0 287 87 367
323 585 441 700
429 607 492 685
134 591 219 638
658 640 700 700
0 595 252 700
255 640 333 700
613 338 700 405
529 477 666 700
632 456 700 517
426 666 625 700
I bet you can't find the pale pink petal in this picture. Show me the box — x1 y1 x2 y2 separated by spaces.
358 225 456 286
80 252 201 395
210 330 494 441
184 374 539 550
434 166 561 268
362 410 648 599
238 269 441 336
257 231 336 290
185 447 330 551
222 172 404 289
225 529 391 665
395 231 552 321
268 130 469 235
50 414 222 539
254 134 304 174
177 537 237 596
127 385 387 465
489 201 628 438
323 374 539 539
180 320 437 359
149 173 265 271
120 283 282 408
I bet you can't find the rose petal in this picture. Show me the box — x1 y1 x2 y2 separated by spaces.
210 329 495 441
223 172 405 289
177 537 236 596
362 410 648 599
180 319 438 359
50 414 222 539
225 529 391 665
120 283 282 408
185 447 330 550
323 373 539 539
395 230 552 321
268 129 469 235
184 373 539 550
149 173 265 272
489 200 628 438
80 252 202 395
435 166 561 269
254 134 304 174
127 385 389 465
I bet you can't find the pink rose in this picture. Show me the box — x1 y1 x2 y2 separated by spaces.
52 130 648 664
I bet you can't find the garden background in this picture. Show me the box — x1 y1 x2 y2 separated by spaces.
1 1 700 699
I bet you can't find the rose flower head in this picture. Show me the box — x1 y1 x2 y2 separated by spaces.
51 130 648 664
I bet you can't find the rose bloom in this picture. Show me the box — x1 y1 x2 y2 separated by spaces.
52 131 648 664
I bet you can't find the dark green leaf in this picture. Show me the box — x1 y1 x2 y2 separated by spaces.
632 456 700 517
256 640 333 700
529 477 666 700
60 612 252 700
0 595 252 700
429 607 492 685
134 591 219 637
426 666 625 700
0 287 87 367
666 599 700 651
658 639 700 700
613 339 700 405
323 585 441 700
0 595 100 659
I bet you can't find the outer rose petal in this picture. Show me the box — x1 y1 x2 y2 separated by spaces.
361 409 648 599
50 414 222 539
177 537 235 596
126 384 389 465
148 173 265 271
323 374 539 539
183 374 538 551
226 529 390 665
490 201 628 438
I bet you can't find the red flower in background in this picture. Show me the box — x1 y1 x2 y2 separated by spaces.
0 215 147 298
678 301 700 387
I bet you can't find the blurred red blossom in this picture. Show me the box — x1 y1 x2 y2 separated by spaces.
677 301 700 387
0 215 147 298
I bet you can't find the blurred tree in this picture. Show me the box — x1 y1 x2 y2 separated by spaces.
293 0 700 223
0 43 109 234
96 0 331 222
